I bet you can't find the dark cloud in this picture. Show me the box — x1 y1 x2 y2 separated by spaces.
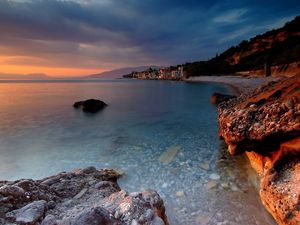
0 0 299 73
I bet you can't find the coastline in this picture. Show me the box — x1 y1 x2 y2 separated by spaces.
185 75 280 95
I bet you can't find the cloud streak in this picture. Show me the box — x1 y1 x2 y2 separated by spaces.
0 0 299 76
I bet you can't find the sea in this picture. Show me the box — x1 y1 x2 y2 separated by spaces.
0 79 275 225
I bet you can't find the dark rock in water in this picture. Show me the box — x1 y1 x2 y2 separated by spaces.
73 99 107 112
210 92 236 105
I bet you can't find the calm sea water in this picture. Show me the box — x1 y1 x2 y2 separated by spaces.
0 80 275 225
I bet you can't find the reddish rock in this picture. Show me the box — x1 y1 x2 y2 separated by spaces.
218 74 300 225
210 92 236 105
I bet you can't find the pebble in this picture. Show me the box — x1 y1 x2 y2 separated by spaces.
176 191 185 197
158 146 181 165
200 163 210 170
196 215 211 224
206 181 217 189
230 184 239 191
162 183 168 188
209 173 220 180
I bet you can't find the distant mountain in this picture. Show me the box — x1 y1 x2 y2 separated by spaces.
184 15 300 76
85 66 152 79
0 73 49 79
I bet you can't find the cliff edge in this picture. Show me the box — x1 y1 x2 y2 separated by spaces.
218 74 300 225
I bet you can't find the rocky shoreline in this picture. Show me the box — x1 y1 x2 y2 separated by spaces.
0 167 168 225
217 74 300 225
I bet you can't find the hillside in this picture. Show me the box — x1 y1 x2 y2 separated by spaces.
85 66 151 79
184 15 300 77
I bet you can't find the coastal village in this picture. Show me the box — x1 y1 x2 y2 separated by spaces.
124 66 186 80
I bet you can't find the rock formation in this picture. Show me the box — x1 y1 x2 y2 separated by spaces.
218 74 300 225
73 99 107 112
0 167 168 225
210 92 236 105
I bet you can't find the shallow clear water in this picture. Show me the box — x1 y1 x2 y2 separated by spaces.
0 80 275 225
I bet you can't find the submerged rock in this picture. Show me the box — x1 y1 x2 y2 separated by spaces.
73 99 107 112
158 146 181 165
218 74 300 225
0 167 168 225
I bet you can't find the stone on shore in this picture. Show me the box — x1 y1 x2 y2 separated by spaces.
0 167 168 225
73 99 107 112
6 200 47 224
218 74 300 225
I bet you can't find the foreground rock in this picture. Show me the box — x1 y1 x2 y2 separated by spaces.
73 99 107 112
0 167 168 225
218 74 300 225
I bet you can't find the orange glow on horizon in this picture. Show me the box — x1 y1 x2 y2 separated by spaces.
0 65 107 77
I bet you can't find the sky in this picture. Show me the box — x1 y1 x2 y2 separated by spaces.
0 0 299 77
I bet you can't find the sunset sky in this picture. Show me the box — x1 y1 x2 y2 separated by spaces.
0 0 299 77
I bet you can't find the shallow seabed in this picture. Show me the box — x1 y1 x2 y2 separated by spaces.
0 80 275 224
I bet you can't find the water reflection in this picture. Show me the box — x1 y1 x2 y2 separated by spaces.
0 80 275 225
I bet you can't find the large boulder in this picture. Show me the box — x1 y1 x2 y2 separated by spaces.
218 74 300 225
73 99 107 112
0 167 168 225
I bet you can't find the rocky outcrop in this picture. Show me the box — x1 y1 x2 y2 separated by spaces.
0 167 168 225
218 74 300 225
210 92 236 105
73 99 107 112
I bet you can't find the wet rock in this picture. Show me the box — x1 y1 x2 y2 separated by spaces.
209 173 220 180
206 181 217 189
175 191 184 197
6 200 47 224
158 146 181 165
73 99 107 113
200 163 210 170
210 92 236 105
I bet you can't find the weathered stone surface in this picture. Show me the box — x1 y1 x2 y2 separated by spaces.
0 185 25 198
6 200 47 224
0 167 168 225
218 74 300 225
218 74 300 155
73 207 120 225
73 99 107 112
41 214 57 225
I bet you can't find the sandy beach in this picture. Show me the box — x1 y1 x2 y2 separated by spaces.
185 75 280 94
